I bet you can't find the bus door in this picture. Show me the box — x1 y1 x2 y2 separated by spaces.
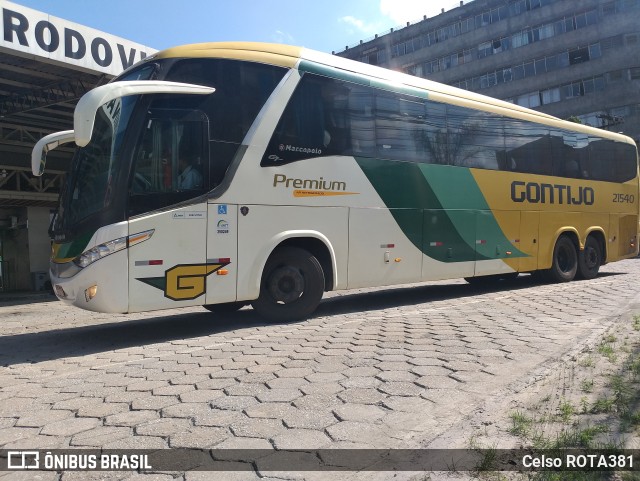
127 111 210 312
205 203 238 305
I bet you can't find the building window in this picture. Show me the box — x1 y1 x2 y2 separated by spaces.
524 61 535 77
569 46 590 65
563 81 584 99
478 41 492 58
541 88 561 104
608 70 625 82
516 92 541 108
602 36 624 50
513 64 525 80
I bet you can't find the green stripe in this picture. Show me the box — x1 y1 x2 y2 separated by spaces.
298 60 430 100
355 157 526 262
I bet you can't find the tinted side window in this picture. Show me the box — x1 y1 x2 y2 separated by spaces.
557 131 589 179
614 142 639 182
503 119 551 175
263 73 356 165
129 111 208 216
423 101 448 164
375 91 427 162
163 59 286 184
587 137 638 182
262 71 639 181
586 137 614 181
348 84 376 158
447 105 504 169
263 73 448 166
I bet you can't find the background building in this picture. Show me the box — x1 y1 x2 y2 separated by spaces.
0 1 155 291
336 0 640 142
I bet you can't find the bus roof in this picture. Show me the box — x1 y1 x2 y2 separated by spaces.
154 42 302 68
151 42 635 146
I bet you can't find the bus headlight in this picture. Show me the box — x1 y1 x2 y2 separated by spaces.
74 236 127 268
72 229 154 269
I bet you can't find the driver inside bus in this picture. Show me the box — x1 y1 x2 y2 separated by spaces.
177 153 203 190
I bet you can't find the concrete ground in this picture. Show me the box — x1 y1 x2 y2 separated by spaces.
1 257 639 480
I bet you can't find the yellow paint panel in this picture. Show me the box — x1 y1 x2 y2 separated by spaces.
154 42 301 68
471 169 638 215
470 169 639 268
519 211 539 271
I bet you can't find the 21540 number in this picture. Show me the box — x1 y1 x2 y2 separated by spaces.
613 193 635 203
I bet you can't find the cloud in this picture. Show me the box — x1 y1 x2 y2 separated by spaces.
338 15 379 35
272 30 295 45
379 0 461 25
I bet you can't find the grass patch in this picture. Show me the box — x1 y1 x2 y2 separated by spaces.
557 399 575 423
598 340 618 363
579 356 596 368
502 318 640 481
580 379 594 393
509 410 533 437
591 396 616 413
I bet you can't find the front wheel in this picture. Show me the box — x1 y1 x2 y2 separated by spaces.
251 247 325 322
546 235 578 282
577 236 602 280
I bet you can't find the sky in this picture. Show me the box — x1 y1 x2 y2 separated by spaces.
11 0 470 54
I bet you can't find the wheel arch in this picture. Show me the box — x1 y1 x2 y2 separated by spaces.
245 231 337 300
585 227 607 264
543 228 580 268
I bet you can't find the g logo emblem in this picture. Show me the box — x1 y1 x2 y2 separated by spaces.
137 261 230 301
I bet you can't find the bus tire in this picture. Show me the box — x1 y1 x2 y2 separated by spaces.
203 302 247 314
577 235 602 280
252 247 325 322
546 235 578 282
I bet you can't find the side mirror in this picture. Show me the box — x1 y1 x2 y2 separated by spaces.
74 81 214 147
31 130 75 176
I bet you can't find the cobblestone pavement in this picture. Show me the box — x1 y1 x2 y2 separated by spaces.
1 258 640 480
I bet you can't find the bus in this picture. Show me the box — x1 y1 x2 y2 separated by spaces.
32 42 639 322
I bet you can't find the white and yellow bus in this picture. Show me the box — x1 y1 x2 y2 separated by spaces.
32 42 639 321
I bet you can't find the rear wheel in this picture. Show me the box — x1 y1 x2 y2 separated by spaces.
577 235 602 280
546 235 578 282
251 247 325 322
203 302 247 314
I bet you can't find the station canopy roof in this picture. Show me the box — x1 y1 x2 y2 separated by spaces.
0 1 156 207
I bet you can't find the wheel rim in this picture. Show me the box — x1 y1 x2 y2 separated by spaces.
267 265 305 304
557 244 574 273
584 246 599 270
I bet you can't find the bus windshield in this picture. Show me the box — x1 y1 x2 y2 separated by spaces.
52 58 287 239
63 95 137 227
52 65 156 238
